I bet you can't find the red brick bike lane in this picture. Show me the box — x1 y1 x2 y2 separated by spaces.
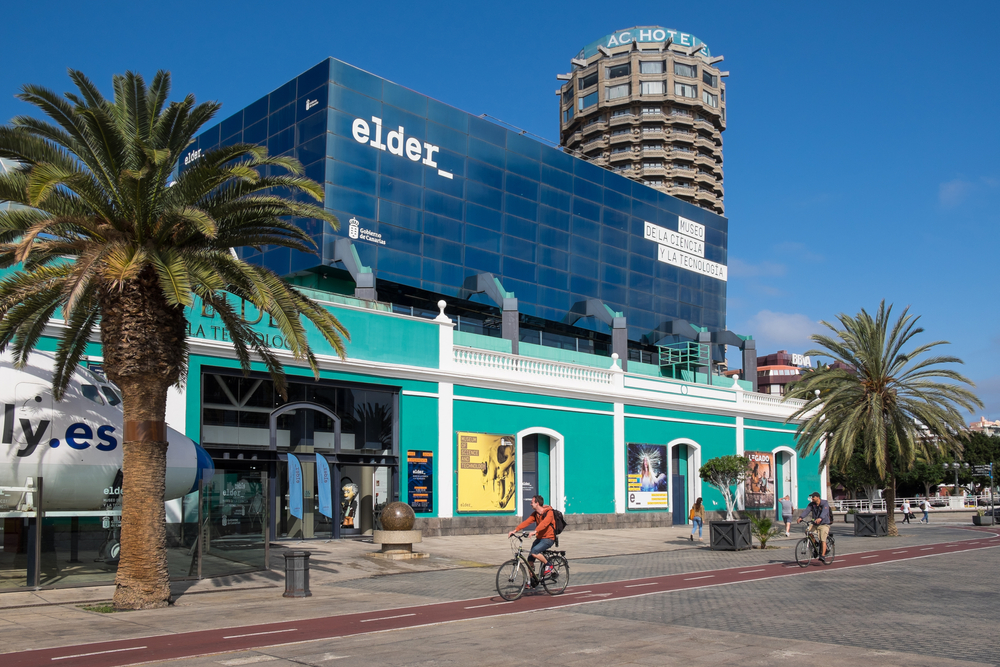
8 528 1000 667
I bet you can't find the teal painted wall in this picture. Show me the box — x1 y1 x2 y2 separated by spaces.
744 425 821 510
452 392 615 516
400 393 438 516
518 342 614 369
454 331 511 353
625 415 736 515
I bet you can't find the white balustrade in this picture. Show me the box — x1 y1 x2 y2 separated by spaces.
453 347 615 386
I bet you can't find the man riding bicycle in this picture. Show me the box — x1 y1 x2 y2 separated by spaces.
796 492 833 562
509 495 556 580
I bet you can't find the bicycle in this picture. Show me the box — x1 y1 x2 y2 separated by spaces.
794 521 836 567
496 532 570 601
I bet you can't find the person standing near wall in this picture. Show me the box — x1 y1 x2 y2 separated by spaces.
779 494 793 536
900 498 911 524
920 496 931 523
689 497 705 541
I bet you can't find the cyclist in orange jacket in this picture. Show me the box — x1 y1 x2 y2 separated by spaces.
509 495 556 579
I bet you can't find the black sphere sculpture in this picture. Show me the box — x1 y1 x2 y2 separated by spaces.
381 502 416 531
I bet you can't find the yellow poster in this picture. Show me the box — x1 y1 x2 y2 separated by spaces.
457 432 516 513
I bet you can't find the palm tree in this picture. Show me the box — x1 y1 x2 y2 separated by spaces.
0 70 349 608
787 301 981 536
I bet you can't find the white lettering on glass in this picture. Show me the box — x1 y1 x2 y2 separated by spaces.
351 116 450 177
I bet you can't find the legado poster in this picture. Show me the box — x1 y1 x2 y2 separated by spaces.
627 443 669 509
744 451 775 510
407 450 434 513
457 432 516 512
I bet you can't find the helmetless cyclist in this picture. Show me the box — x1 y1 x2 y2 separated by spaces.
797 491 833 562
509 495 556 580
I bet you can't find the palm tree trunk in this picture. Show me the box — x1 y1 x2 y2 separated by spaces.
885 471 898 538
99 269 187 610
114 379 171 609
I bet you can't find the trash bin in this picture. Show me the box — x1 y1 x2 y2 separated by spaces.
283 550 312 598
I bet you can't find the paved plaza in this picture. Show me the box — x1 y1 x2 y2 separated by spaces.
1 520 997 666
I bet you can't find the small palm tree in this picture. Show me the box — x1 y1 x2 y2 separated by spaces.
0 70 349 608
787 301 981 537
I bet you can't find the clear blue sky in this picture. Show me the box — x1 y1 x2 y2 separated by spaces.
3 2 998 421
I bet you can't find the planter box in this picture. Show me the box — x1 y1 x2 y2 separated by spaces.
973 515 995 526
845 513 855 523
854 513 888 536
709 520 752 551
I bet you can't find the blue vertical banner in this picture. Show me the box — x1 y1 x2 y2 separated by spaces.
316 453 332 519
287 454 303 520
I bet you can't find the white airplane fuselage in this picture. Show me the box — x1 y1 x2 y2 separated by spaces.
0 351 212 511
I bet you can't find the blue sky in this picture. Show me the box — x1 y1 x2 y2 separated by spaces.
3 2 998 420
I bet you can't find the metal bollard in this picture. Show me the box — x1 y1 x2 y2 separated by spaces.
282 550 312 598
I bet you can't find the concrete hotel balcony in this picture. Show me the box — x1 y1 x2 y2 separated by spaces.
608 132 635 145
581 120 607 136
608 150 636 164
608 114 637 127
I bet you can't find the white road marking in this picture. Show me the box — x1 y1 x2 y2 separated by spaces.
625 582 657 588
52 646 147 661
465 602 511 609
566 590 593 595
218 656 279 666
684 575 714 581
739 569 766 574
861 555 878 559
224 629 297 640
891 550 908 554
920 547 933 551
360 613 416 623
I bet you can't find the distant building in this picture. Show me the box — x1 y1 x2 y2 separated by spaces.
557 27 727 214
725 350 815 396
968 416 1000 437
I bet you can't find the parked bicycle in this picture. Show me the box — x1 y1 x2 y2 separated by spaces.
794 522 836 567
496 532 569 601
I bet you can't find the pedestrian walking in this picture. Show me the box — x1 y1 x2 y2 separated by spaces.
920 497 930 523
779 494 793 536
900 499 911 524
689 497 705 541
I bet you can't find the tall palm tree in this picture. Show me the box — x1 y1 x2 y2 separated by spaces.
787 301 981 536
0 70 349 608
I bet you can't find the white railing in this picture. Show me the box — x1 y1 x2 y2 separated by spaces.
739 391 806 409
833 495 997 512
453 347 616 386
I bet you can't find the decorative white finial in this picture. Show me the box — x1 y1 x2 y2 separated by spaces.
610 352 623 371
434 300 452 323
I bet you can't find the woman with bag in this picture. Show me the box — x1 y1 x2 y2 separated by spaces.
689 497 706 541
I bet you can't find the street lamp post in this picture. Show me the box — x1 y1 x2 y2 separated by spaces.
949 461 970 506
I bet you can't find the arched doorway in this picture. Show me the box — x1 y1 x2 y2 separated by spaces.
773 447 798 509
516 428 565 516
668 439 702 524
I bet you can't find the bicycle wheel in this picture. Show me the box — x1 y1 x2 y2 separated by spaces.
541 556 569 595
496 559 527 601
794 538 812 567
824 537 836 565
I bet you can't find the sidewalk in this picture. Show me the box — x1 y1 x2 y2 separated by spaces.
1 514 981 610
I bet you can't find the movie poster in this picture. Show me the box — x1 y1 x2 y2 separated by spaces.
407 450 434 513
627 443 669 509
457 432 516 513
745 451 775 510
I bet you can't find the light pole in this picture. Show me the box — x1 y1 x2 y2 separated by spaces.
948 461 970 502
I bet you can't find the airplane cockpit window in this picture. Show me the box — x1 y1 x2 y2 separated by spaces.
80 384 105 405
101 386 122 406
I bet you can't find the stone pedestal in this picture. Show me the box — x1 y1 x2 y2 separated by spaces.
371 529 427 559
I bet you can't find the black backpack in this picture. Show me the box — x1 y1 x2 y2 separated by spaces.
551 508 567 535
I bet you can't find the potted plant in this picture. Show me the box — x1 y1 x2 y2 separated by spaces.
699 455 752 551
973 508 994 526
747 513 782 549
845 508 856 523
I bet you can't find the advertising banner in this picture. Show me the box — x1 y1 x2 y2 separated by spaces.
287 453 303 520
315 453 332 519
745 451 775 510
457 432 516 513
407 450 434 513
627 443 669 509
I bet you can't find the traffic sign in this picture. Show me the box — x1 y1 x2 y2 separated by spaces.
972 464 993 476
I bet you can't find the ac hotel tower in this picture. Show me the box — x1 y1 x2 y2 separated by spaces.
558 27 727 215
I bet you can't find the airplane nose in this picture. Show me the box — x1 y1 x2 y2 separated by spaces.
190 443 215 493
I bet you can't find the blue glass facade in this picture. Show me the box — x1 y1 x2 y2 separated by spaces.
182 59 728 344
